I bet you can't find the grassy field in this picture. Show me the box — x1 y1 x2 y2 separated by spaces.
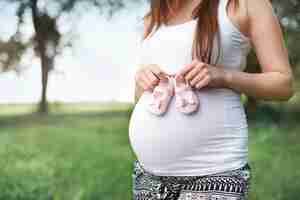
0 103 299 200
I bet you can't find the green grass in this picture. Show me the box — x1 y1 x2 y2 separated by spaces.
0 103 299 200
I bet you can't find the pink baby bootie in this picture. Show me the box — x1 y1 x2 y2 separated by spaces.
174 74 199 114
147 75 174 116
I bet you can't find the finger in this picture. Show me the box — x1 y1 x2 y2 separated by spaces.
177 63 195 77
143 81 154 92
149 65 169 80
195 75 211 90
185 64 203 82
135 67 157 91
141 73 154 90
189 68 208 87
177 59 199 77
137 78 149 91
155 71 169 81
145 69 159 87
185 63 206 84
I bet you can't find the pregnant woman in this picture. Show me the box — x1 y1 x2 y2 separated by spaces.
128 0 295 199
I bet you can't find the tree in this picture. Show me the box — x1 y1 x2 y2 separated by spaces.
272 0 300 66
0 37 27 74
0 0 136 113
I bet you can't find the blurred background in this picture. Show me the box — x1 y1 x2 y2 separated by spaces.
0 0 299 199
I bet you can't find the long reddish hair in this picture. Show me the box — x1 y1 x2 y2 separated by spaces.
143 0 238 65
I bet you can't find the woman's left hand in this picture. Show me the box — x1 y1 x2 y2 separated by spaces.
177 59 230 90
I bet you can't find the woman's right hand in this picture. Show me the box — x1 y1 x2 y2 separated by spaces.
134 64 170 92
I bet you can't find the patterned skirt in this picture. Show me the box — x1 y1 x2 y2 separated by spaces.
132 160 251 200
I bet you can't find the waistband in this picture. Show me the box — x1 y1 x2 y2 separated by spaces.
134 160 251 182
132 159 251 199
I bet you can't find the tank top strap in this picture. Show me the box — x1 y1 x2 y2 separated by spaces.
222 0 230 11
218 0 251 43
219 0 231 24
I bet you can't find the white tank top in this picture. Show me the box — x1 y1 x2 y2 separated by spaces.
128 0 252 176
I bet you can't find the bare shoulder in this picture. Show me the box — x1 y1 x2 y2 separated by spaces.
246 0 282 43
247 0 277 22
142 15 151 38
227 0 279 40
226 0 251 38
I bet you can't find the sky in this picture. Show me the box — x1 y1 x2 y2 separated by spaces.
0 1 148 103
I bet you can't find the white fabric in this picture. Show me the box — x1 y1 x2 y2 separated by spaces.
128 0 252 176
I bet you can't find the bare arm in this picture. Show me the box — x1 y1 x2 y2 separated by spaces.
224 0 295 101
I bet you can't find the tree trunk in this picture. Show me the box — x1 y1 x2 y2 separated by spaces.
39 58 49 113
31 0 49 114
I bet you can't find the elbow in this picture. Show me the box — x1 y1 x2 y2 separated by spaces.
278 74 296 101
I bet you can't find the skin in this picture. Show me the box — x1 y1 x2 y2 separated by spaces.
134 0 295 104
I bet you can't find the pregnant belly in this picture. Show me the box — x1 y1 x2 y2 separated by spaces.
128 87 248 174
